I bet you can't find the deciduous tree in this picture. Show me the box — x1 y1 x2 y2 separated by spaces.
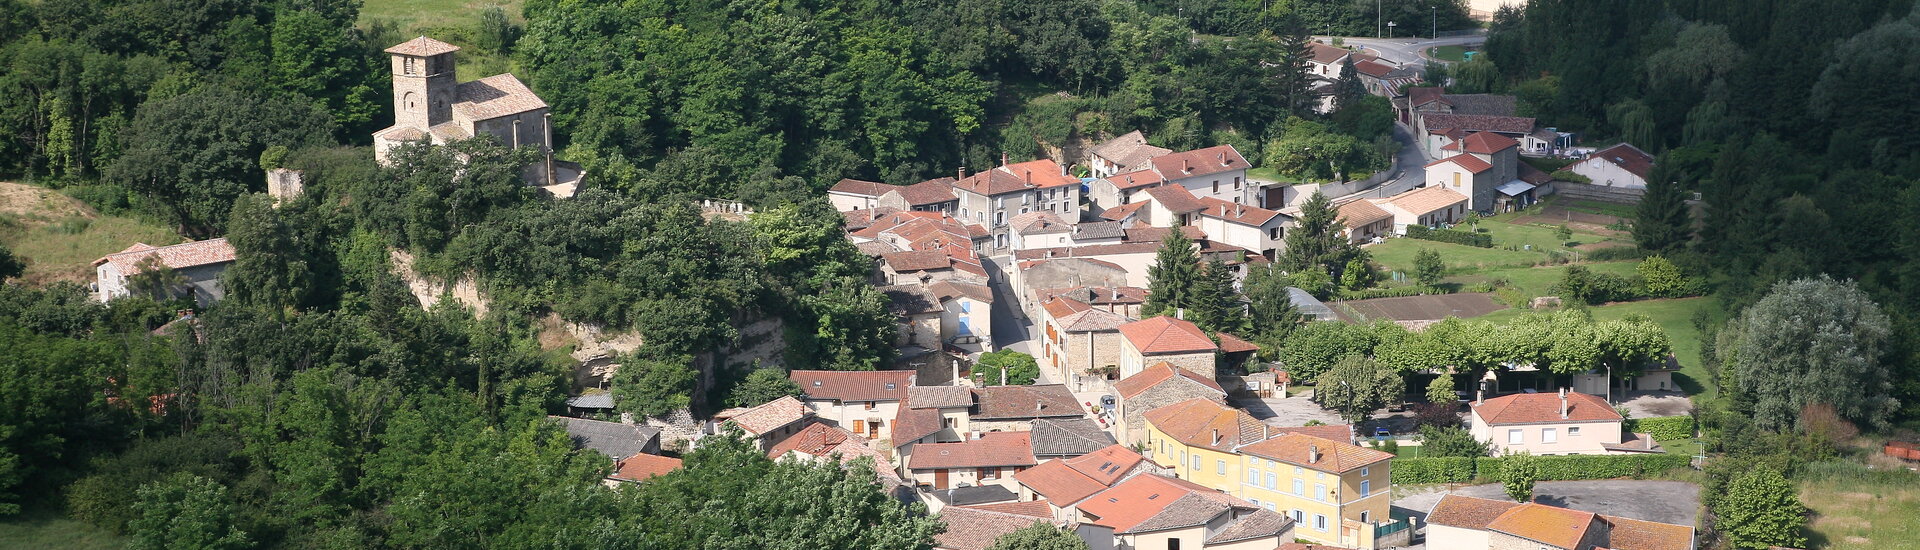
1313 355 1404 424
1717 468 1807 550
728 368 802 408
1414 248 1445 287
1721 276 1895 430
1500 451 1540 503
976 350 1040 386
989 522 1089 550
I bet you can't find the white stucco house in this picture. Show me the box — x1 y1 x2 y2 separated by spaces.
1566 143 1655 189
1468 390 1661 456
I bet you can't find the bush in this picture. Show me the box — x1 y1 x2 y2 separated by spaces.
1626 416 1695 442
1338 286 1437 300
61 184 138 215
1391 453 1692 485
1550 170 1591 183
1390 457 1477 484
1584 246 1648 261
1407 225 1493 247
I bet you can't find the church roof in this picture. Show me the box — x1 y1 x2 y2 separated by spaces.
386 36 460 56
454 74 549 121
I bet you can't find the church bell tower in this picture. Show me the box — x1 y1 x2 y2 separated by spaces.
385 37 460 131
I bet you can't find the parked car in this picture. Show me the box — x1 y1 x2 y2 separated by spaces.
1374 426 1391 438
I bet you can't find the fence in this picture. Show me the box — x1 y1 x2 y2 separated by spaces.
1550 181 1644 205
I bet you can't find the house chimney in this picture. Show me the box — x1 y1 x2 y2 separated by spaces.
1024 170 1033 186
1183 158 1191 173
1309 444 1322 464
1475 388 1484 406
1559 388 1569 419
1212 429 1222 446
958 166 967 180
1001 152 1009 166
1236 204 1245 217
1218 152 1226 166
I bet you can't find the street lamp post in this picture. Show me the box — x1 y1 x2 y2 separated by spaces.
1387 21 1396 38
1376 0 1382 38
1432 7 1438 39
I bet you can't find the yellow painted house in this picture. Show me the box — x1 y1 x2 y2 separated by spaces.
1140 398 1404 549
1139 398 1271 494
1236 433 1395 548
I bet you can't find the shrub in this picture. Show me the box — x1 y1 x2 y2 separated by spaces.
1551 170 1591 183
1406 225 1493 247
1338 286 1435 300
1626 416 1695 442
1390 457 1477 484
1584 246 1648 261
1475 453 1691 481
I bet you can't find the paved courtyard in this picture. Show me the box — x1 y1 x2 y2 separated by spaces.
1394 480 1702 528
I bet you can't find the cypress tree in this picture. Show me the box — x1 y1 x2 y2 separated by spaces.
1189 259 1248 334
1143 228 1201 318
1633 162 1692 252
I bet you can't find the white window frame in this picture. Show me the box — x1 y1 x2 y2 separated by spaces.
1508 429 1524 444
1542 428 1559 444
1314 514 1328 531
1568 426 1581 437
1361 480 1372 497
1216 460 1226 475
1292 479 1304 496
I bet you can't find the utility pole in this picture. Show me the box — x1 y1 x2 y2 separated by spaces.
1377 0 1383 38
1432 7 1437 39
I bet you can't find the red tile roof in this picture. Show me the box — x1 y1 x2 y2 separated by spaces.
1426 494 1523 530
1606 515 1696 550
1214 333 1259 354
960 499 1054 518
1036 286 1148 307
935 506 1060 550
1114 362 1225 399
1471 390 1621 425
1194 197 1283 226
95 238 236 272
385 36 460 56
908 431 1038 469
1013 460 1107 505
1063 444 1150 485
1119 316 1217 355
891 395 945 445
609 453 681 482
1335 199 1392 231
830 178 899 197
1409 86 1448 108
1143 185 1207 213
766 423 902 483
1099 201 1148 221
1104 168 1167 190
1420 113 1537 135
1584 143 1656 179
791 370 914 403
956 160 1076 195
1270 424 1354 444
1009 211 1071 235
1042 297 1093 320
896 177 959 205
882 250 953 272
1237 433 1392 474
1307 42 1353 65
1384 185 1468 216
1456 131 1519 154
1486 502 1602 549
1149 145 1249 181
720 395 811 435
1073 474 1223 532
1355 60 1394 78
972 385 1082 420
1142 398 1267 452
1123 226 1207 243
1426 154 1494 174
454 74 549 121
1090 130 1173 171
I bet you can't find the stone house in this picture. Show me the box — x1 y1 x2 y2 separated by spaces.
1036 296 1130 389
1087 130 1174 178
1566 143 1655 189
1088 168 1168 214
928 281 995 351
1117 316 1219 380
1426 495 1695 550
880 285 945 351
790 370 915 443
952 159 1081 250
93 239 237 305
372 37 581 193
1424 132 1521 213
708 395 813 452
1112 363 1228 443
906 431 1037 491
968 384 1086 433
1469 389 1661 456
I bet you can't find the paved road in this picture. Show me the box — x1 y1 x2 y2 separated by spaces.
1321 34 1487 68
981 255 1032 354
1334 124 1428 203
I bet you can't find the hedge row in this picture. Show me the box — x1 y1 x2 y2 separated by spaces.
1626 416 1695 442
1407 225 1493 248
1339 286 1436 300
1391 453 1692 485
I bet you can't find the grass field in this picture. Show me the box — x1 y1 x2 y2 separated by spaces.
1520 156 1576 173
1245 167 1306 185
0 182 184 286
1368 218 1623 274
0 509 125 549
1480 297 1722 400
360 0 525 81
1428 45 1470 62
1441 261 1640 301
1799 466 1920 550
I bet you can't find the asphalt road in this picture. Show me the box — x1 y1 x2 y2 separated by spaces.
1334 124 1428 203
1322 34 1487 68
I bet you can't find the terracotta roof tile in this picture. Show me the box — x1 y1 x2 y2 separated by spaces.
453 74 547 121
1457 131 1519 154
1056 307 1132 333
1090 130 1173 172
1471 391 1621 425
1605 515 1696 550
1420 113 1537 135
1123 225 1207 243
896 177 959 205
960 499 1054 518
385 36 460 56
1150 145 1249 181
1385 185 1469 216
1142 398 1267 452
1205 508 1293 544
1100 201 1148 221
1583 143 1655 179
892 396 944 445
1063 444 1149 485
721 395 810 435
1426 154 1494 173
1427 494 1523 529
1355 60 1394 78
1118 316 1217 355
95 238 236 272
1143 185 1207 213
1036 286 1147 307
1114 363 1225 399
766 423 902 483
1042 297 1093 320
1308 42 1353 64
1010 211 1071 235
1270 424 1354 444
1214 333 1260 354
1409 86 1448 108
1238 433 1392 473
928 281 994 304
882 250 951 272
830 178 898 196
972 385 1082 420
1014 242 1163 260
908 431 1037 469
956 160 1076 195
608 453 681 482
934 506 1059 550
791 370 914 403
1486 502 1602 549
1194 197 1284 226
1103 168 1168 190
1014 460 1108 505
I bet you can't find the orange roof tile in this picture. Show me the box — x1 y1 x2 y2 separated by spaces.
1042 297 1093 320
1104 168 1168 190
830 178 899 196
1427 494 1524 530
1471 391 1621 425
1582 143 1655 179
1143 185 1207 213
1142 398 1267 452
1336 199 1392 230
1100 201 1148 221
1486 502 1602 549
1456 131 1519 154
790 370 914 403
721 395 810 435
908 432 1037 469
1237 433 1392 474
1118 316 1217 355
1013 460 1107 505
1150 145 1249 181
1114 362 1225 399
1385 185 1468 216
1426 154 1494 173
1195 197 1284 226
1214 332 1260 353
385 36 460 56
960 499 1054 518
94 238 235 272
454 74 548 121
608 453 681 482
1063 444 1149 486
1605 515 1696 550
1074 474 1224 533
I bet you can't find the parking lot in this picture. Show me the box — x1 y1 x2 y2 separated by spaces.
1395 480 1702 527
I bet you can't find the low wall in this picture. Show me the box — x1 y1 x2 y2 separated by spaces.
1551 181 1644 204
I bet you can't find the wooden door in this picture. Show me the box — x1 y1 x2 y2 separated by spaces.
934 469 948 489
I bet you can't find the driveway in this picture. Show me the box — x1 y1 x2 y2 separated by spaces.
1229 393 1420 437
1333 124 1427 202
1394 480 1702 528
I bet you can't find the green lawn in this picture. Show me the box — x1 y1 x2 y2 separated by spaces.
1520 156 1576 173
1440 261 1639 302
360 0 525 81
0 509 125 550
1245 167 1306 185
1479 297 1721 400
1369 219 1622 275
1428 45 1470 62
1800 470 1920 550
0 183 184 286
